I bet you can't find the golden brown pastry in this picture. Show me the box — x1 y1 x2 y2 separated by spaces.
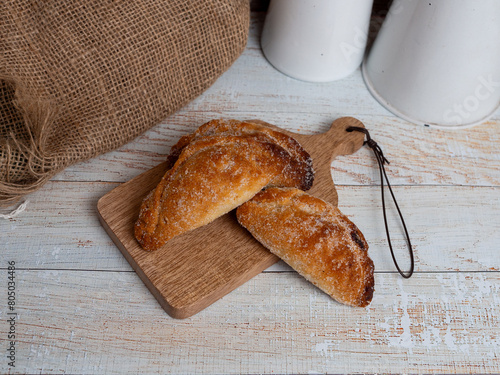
166 119 311 172
135 121 314 251
236 187 374 307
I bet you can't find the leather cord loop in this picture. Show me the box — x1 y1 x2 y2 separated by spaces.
346 126 414 278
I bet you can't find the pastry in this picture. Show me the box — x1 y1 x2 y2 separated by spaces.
166 119 311 172
236 187 374 307
135 121 314 251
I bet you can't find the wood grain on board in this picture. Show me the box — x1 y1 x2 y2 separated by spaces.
97 117 365 318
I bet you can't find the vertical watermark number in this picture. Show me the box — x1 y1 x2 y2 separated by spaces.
6 261 16 368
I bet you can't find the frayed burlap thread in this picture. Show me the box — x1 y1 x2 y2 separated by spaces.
0 0 249 205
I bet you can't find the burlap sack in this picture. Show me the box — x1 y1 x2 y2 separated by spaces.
0 0 249 205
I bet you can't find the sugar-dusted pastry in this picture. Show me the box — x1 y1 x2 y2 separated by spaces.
166 119 311 172
135 123 314 251
236 187 374 307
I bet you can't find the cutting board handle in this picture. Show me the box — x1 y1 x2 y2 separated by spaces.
301 116 366 156
291 117 366 204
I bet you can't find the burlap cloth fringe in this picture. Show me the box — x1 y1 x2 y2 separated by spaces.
0 0 249 205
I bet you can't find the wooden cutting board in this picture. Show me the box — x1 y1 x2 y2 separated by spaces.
97 117 365 319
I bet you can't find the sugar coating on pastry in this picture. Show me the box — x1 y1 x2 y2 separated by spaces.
167 119 314 190
135 122 314 251
236 187 375 307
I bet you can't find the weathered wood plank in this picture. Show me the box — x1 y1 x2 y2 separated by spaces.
3 270 499 374
54 112 500 188
187 48 384 115
333 116 500 187
2 181 499 273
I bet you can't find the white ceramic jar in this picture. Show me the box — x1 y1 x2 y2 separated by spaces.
261 0 374 82
362 0 500 128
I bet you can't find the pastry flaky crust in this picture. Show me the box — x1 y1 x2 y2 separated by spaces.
135 120 314 251
166 119 312 174
236 187 375 307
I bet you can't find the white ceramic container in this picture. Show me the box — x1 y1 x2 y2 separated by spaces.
261 0 374 82
362 0 500 128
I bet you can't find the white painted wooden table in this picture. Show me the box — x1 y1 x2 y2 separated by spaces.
2 10 500 374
